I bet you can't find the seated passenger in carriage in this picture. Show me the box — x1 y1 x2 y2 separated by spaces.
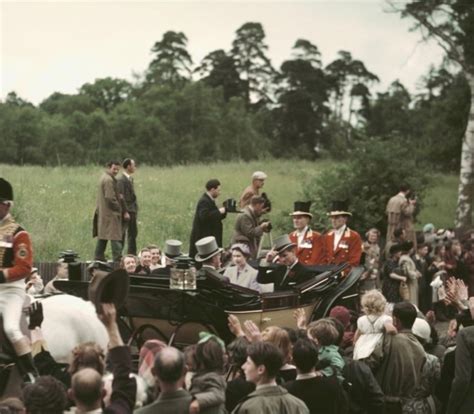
257 235 315 291
194 236 229 282
224 244 260 291
151 239 182 276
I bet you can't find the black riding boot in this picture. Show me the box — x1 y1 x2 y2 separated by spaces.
17 353 38 384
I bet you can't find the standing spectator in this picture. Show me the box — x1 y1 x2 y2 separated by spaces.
384 228 406 260
93 161 124 262
385 184 411 245
284 338 346 414
68 303 136 413
423 223 437 248
307 318 345 383
376 302 426 414
232 341 309 414
231 196 271 259
0 178 37 382
445 239 467 280
117 158 138 256
288 201 321 266
239 171 267 209
381 244 405 307
360 228 381 292
318 201 362 274
463 240 474 296
401 191 418 249
135 347 192 414
189 334 227 414
412 243 432 313
224 244 260 291
399 241 421 307
189 179 227 260
446 325 474 414
23 376 68 414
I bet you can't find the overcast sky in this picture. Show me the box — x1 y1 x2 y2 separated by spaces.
1 0 446 105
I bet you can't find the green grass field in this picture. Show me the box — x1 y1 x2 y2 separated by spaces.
0 161 458 261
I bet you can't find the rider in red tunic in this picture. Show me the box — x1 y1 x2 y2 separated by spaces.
0 178 36 382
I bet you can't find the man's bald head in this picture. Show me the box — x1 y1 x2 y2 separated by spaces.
71 368 103 409
154 347 185 383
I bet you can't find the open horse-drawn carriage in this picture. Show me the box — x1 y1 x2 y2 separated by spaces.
55 263 363 348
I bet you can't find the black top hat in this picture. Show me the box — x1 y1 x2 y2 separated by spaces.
88 268 129 313
0 178 13 203
290 201 312 218
327 200 352 217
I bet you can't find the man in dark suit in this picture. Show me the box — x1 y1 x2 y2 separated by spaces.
189 179 227 259
257 234 315 290
117 158 138 255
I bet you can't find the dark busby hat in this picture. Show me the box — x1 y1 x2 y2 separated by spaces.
327 200 352 217
290 201 312 218
88 268 129 313
0 178 13 203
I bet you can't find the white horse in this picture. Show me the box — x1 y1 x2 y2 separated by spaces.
37 294 109 363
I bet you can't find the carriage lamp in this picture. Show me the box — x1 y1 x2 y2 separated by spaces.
170 256 197 291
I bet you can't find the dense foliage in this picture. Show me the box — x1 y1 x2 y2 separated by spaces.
0 22 470 172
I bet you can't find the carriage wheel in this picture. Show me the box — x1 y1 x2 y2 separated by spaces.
126 324 169 349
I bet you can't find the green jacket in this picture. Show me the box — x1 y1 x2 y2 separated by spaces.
232 384 309 414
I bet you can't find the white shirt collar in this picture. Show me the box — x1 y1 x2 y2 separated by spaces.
123 171 131 179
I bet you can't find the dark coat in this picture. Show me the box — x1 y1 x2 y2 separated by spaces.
257 260 315 290
189 193 226 258
116 173 138 213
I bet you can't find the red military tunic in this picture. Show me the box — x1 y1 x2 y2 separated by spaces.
0 214 33 283
289 227 321 265
319 226 362 272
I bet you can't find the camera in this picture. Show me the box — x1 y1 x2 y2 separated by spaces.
261 219 272 232
223 198 239 213
59 250 82 281
261 192 272 212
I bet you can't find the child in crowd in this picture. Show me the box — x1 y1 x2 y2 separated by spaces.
189 332 227 414
307 318 345 383
353 290 395 362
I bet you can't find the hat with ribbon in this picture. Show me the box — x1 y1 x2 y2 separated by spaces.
195 236 223 262
290 201 312 218
164 240 182 259
327 200 352 217
273 234 296 255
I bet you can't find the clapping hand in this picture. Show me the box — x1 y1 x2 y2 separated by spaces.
293 308 307 330
228 314 244 337
243 320 262 342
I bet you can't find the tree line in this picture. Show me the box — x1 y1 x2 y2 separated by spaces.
0 21 470 174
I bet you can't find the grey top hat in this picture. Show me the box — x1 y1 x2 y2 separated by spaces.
195 236 223 262
273 234 296 254
165 239 182 258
